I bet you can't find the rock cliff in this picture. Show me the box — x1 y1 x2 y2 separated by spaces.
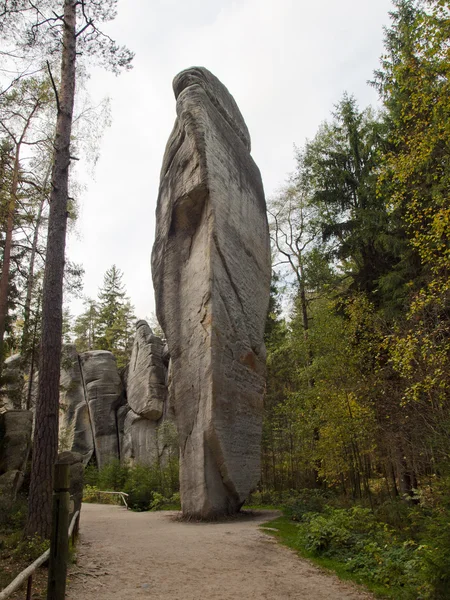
57 323 171 469
152 67 271 518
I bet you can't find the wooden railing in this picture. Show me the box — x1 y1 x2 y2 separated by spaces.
94 490 129 509
0 509 80 600
0 473 130 599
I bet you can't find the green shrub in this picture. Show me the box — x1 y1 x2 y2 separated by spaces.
83 457 180 511
283 488 329 521
149 492 165 510
97 460 129 491
419 479 450 599
170 492 180 505
123 463 160 510
12 535 49 562
247 488 304 507
83 464 99 487
295 506 425 594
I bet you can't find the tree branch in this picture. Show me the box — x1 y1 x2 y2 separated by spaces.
46 61 60 114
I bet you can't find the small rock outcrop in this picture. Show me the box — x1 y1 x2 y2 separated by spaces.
152 67 271 518
79 350 124 469
59 345 94 465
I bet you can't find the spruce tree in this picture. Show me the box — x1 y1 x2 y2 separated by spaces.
93 265 135 367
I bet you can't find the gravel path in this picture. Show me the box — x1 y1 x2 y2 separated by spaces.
66 503 373 600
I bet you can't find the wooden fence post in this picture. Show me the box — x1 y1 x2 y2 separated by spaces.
47 462 70 600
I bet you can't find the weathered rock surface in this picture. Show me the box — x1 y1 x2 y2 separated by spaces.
0 410 32 500
152 67 271 518
59 345 94 465
0 470 23 502
122 409 159 466
79 351 124 469
122 409 176 467
117 404 130 459
127 321 166 421
0 410 32 473
1 354 23 411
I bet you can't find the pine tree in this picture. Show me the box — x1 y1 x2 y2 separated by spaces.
73 266 135 365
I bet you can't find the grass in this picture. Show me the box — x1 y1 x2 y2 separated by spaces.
260 516 404 599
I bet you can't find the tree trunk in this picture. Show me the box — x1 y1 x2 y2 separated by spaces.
26 0 77 538
25 300 40 410
21 192 46 357
0 147 20 369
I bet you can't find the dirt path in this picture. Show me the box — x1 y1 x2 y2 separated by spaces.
67 503 373 600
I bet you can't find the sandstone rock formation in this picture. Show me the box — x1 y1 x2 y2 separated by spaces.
127 320 166 421
56 325 172 470
59 345 94 465
120 322 173 465
1 354 23 412
0 410 32 499
152 67 271 518
79 350 124 469
121 409 159 466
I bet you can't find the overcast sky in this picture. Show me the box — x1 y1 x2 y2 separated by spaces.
66 0 394 320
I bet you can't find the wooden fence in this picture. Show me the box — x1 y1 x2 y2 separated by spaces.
0 467 130 600
0 463 79 600
92 490 129 509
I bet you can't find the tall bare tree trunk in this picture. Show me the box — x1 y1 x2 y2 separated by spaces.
26 0 77 538
0 149 20 368
21 183 47 356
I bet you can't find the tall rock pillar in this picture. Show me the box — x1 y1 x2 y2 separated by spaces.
152 67 271 518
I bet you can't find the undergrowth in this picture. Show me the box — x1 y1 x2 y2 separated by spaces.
0 495 49 595
260 483 450 600
83 460 180 511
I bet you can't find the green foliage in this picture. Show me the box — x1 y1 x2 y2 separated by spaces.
83 485 123 505
122 463 159 510
96 265 135 365
73 297 99 351
282 489 328 521
374 0 450 414
271 477 450 600
83 464 99 487
0 495 27 531
12 535 49 562
0 495 49 561
96 459 129 491
301 94 397 305
263 0 450 529
83 457 180 512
